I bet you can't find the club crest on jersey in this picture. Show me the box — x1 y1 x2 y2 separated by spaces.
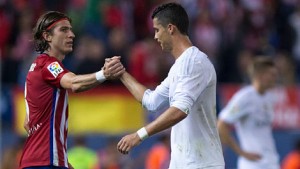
47 62 63 78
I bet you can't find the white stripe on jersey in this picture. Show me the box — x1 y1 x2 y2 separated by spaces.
60 92 68 167
52 89 60 166
24 82 30 121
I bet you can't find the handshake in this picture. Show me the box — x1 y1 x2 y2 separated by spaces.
102 56 126 80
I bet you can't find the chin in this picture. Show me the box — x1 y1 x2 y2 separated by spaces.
66 48 73 52
162 47 171 53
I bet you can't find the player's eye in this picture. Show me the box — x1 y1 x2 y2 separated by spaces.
60 27 71 32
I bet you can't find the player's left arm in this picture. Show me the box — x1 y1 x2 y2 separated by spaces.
144 106 187 136
117 107 186 154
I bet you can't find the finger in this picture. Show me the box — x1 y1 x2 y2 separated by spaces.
106 56 121 63
110 65 124 74
120 145 127 154
106 61 121 70
125 145 131 154
109 58 121 64
108 62 123 70
120 147 127 154
107 65 124 75
118 139 127 151
117 139 124 149
111 56 121 59
113 68 126 77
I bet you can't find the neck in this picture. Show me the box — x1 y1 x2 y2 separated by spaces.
252 81 266 94
44 50 65 61
171 34 193 59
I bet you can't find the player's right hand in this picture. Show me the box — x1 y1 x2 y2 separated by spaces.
117 132 141 155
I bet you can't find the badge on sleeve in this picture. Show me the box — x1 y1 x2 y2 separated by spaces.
47 62 64 78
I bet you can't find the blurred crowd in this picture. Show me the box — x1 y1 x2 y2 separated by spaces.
1 0 300 87
1 134 171 169
1 0 300 169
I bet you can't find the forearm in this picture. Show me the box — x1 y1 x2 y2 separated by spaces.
217 120 244 156
65 56 124 92
120 72 147 102
145 107 187 137
71 72 102 92
61 71 105 93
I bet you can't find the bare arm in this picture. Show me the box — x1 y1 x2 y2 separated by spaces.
217 119 261 161
120 71 148 102
60 72 100 93
61 58 125 93
117 107 187 154
145 106 187 136
218 120 244 155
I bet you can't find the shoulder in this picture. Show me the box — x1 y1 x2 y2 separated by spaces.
35 54 58 66
181 46 208 62
238 86 255 95
231 86 256 102
177 47 213 74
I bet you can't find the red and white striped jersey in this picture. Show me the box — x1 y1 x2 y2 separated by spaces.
19 54 70 169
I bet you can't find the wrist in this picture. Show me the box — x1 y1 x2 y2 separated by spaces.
137 127 149 141
95 70 106 83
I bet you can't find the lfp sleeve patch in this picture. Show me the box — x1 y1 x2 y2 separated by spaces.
47 62 64 78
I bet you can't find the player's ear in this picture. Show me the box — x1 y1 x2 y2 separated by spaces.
42 31 52 42
167 24 174 35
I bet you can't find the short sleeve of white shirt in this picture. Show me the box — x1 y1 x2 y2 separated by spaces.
219 87 255 124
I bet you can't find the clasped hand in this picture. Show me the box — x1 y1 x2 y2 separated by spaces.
103 56 125 79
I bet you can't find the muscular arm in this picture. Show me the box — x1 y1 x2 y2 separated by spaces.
117 106 187 154
145 106 187 136
120 71 148 102
60 72 100 93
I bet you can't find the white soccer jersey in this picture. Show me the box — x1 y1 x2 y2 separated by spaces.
142 46 225 169
219 86 280 169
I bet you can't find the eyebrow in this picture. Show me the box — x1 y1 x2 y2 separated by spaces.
59 26 72 29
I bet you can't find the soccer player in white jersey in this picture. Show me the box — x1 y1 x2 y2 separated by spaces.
218 57 280 169
115 2 225 169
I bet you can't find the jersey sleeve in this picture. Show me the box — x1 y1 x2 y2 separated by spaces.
41 60 70 88
142 76 170 113
219 91 254 124
170 55 212 114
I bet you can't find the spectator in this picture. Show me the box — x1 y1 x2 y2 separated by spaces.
68 136 98 169
145 133 170 169
281 139 300 169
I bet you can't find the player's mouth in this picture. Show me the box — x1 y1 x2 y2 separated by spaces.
66 41 73 46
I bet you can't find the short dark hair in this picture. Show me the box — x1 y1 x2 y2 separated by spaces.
248 57 275 78
151 2 189 35
33 11 71 53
